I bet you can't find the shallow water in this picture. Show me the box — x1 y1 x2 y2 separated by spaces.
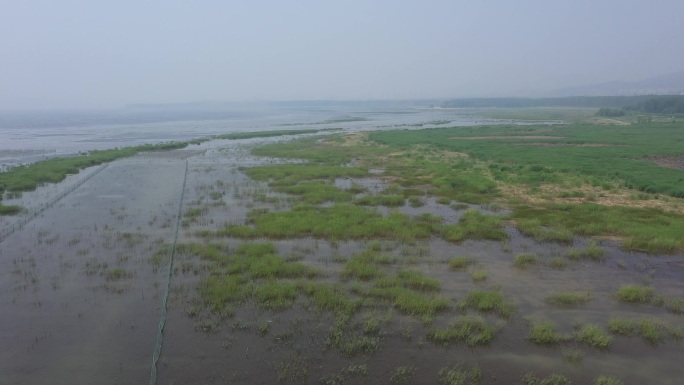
0 153 188 384
0 104 558 167
1 132 683 384
156 141 683 384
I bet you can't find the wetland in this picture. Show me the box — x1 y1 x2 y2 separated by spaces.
1 111 684 385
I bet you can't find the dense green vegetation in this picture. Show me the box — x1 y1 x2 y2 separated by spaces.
514 205 684 254
369 123 684 197
366 123 684 253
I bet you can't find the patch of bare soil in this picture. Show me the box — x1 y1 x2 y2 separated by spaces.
451 135 566 140
644 156 684 170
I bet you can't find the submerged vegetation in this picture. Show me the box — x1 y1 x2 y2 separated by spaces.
6 115 684 383
174 121 682 381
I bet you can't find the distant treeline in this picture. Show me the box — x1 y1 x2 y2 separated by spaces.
623 96 684 115
441 95 684 113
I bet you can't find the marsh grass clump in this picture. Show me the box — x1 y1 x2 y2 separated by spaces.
429 315 498 347
522 373 571 385
438 365 482 385
199 275 250 315
357 284 449 322
375 269 441 292
342 252 386 281
254 282 298 310
567 241 605 261
516 218 575 244
561 348 583 365
512 204 684 255
576 324 612 349
192 242 321 315
514 253 538 268
185 206 208 221
324 317 381 356
548 256 569 269
443 209 508 243
607 318 637 336
298 282 360 316
104 267 133 281
319 364 368 385
638 319 663 345
545 291 591 306
151 246 171 267
354 194 405 207
469 268 489 283
448 256 475 270
390 366 416 385
0 204 21 215
245 164 368 186
391 289 449 320
464 290 515 318
609 317 673 344
594 376 624 385
211 204 440 241
408 196 425 207
616 285 655 303
362 312 391 335
663 296 684 314
528 322 567 345
278 182 354 204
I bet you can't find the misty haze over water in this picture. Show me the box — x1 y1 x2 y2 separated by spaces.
0 102 520 166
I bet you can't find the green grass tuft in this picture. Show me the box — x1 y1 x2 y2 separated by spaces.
443 209 508 242
429 315 498 347
438 365 482 385
469 268 489 283
514 253 538 268
576 324 612 349
465 290 515 318
522 373 571 385
528 322 566 345
608 318 637 336
616 285 655 303
594 376 624 385
567 241 605 261
448 256 475 270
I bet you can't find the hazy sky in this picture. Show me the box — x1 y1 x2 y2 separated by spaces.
1 0 683 109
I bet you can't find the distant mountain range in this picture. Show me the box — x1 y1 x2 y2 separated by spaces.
551 71 684 96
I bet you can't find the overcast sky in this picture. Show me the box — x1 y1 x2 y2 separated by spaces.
1 0 683 109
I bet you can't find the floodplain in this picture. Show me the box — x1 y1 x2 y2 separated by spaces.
1 120 684 385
